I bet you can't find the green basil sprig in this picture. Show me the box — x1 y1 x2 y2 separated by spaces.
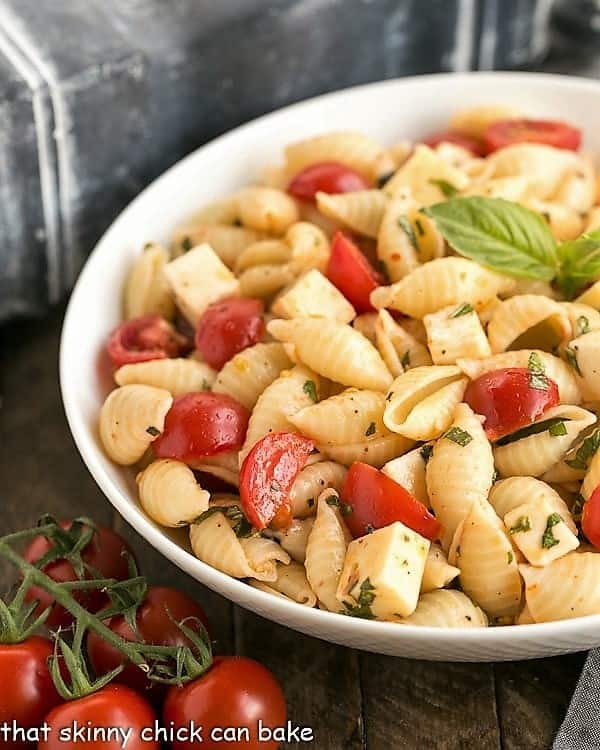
424 197 600 298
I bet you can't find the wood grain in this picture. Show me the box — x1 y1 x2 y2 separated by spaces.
0 307 589 750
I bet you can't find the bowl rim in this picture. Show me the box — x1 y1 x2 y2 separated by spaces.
60 70 600 651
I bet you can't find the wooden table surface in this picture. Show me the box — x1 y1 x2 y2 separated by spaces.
0 305 587 749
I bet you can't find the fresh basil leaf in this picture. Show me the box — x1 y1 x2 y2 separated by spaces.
429 178 459 198
495 417 570 446
556 229 600 299
424 197 558 281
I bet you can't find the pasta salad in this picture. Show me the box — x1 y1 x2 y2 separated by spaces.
99 105 600 628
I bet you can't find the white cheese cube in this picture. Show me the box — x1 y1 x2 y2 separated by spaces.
382 446 430 507
271 269 356 323
421 543 460 593
336 521 430 619
423 304 491 365
504 498 579 566
164 243 240 325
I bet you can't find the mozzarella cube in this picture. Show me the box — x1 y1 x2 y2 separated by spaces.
382 447 430 507
423 304 491 365
421 543 459 593
504 498 579 566
164 243 240 325
336 521 429 619
271 269 356 323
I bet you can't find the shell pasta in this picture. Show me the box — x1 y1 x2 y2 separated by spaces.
98 105 600 628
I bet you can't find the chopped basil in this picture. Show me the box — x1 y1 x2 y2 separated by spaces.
443 426 473 446
344 578 376 620
576 315 590 336
448 302 474 319
541 512 562 549
365 523 375 534
509 516 532 534
181 236 193 252
527 351 550 391
146 426 161 437
143 241 154 250
415 218 425 237
326 495 353 516
495 417 570 446
507 551 514 564
401 350 411 370
194 505 253 538
549 421 568 437
386 391 394 402
365 421 377 437
429 178 459 198
303 380 318 403
397 216 419 251
564 346 582 376
420 443 433 463
201 378 211 391
571 494 584 522
566 429 600 470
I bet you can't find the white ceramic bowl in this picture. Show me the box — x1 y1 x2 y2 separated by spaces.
61 72 600 661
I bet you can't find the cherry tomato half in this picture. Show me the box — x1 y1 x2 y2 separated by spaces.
107 314 189 367
340 462 441 540
422 130 485 156
39 685 158 750
582 486 600 549
23 521 133 628
154 392 249 462
287 161 369 201
163 656 287 750
195 297 265 370
240 432 315 530
0 637 61 750
87 586 211 702
483 118 582 153
326 231 384 313
464 368 559 441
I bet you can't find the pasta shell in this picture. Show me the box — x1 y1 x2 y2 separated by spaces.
319 433 413 468
487 295 571 353
582 449 600 500
383 365 467 440
449 105 522 138
124 243 175 319
189 512 255 579
421 544 460 593
376 193 420 281
401 590 488 628
566 331 600 401
375 310 432 377
526 199 583 241
240 536 291 582
193 450 240 488
370 257 515 318
305 490 352 611
493 405 597 478
426 403 495 550
561 303 600 339
457 349 581 404
213 342 292 410
252 561 317 607
137 459 209 527
99 385 172 466
383 145 469 205
115 358 216 397
316 190 387 238
238 264 296 300
237 187 299 234
234 239 290 273
285 222 330 274
289 461 347 518
489 477 577 534
172 224 264 266
267 318 392 391
290 389 386 445
285 131 387 181
264 518 315 563
520 553 600 622
455 501 523 620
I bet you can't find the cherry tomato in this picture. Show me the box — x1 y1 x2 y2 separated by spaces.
326 231 384 313
287 161 369 201
582 486 600 549
340 462 441 540
23 522 133 629
422 130 485 156
154 392 249 462
195 298 265 369
39 685 158 749
240 432 315 530
0 637 61 749
464 368 559 441
87 586 210 701
483 118 582 153
163 656 287 750
107 314 189 367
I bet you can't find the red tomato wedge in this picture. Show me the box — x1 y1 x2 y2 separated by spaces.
483 118 582 153
326 231 384 313
464 368 559 441
583 486 600 549
195 297 265 369
240 432 315 530
422 130 485 156
340 462 440 540
107 314 189 367
287 161 369 201
154 392 249 461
